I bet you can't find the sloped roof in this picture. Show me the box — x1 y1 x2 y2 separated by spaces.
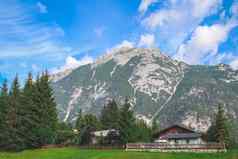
162 133 202 139
153 124 197 138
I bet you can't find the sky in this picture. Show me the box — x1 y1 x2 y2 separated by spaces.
0 0 238 83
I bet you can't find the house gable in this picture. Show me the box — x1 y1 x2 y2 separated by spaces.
154 124 196 139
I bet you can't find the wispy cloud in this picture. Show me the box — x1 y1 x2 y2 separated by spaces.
138 33 155 48
37 2 48 14
0 1 70 59
230 58 238 70
141 0 222 54
51 55 93 74
106 40 135 54
138 0 158 13
174 20 238 64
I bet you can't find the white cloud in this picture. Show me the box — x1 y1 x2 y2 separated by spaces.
115 40 134 49
143 0 221 29
0 1 68 59
138 0 158 13
230 1 238 16
230 59 238 70
106 40 134 54
142 0 222 53
37 2 47 14
52 56 93 74
211 52 236 65
191 0 222 18
174 20 238 64
138 34 155 47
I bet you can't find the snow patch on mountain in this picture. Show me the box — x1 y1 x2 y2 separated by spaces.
128 49 183 100
182 112 211 132
92 82 108 100
64 87 82 122
188 87 206 96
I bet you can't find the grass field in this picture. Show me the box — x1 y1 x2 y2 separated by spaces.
0 148 237 159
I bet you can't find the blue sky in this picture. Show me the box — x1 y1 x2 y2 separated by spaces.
0 0 238 82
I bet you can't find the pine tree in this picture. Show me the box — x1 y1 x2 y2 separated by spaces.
75 109 85 130
152 119 160 135
134 119 152 142
6 75 23 150
100 99 120 129
20 73 40 148
75 113 100 145
32 71 58 146
119 97 136 144
215 104 230 148
206 123 216 142
0 80 9 149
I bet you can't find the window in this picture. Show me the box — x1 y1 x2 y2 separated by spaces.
186 139 190 144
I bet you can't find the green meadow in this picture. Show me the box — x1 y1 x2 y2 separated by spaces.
0 147 237 159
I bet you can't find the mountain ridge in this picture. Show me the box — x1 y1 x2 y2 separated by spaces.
52 48 238 134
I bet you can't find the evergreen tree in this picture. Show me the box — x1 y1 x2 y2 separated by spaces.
75 113 100 145
215 104 230 148
100 99 120 129
134 120 152 142
75 109 85 130
6 75 23 150
206 122 217 142
0 80 9 148
20 73 40 148
32 71 58 146
152 119 160 135
119 97 136 144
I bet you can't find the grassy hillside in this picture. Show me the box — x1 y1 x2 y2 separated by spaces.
0 148 237 159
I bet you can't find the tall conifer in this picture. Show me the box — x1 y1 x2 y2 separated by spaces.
0 80 9 148
20 73 40 148
6 75 23 150
215 104 230 148
33 71 58 146
100 99 119 129
119 97 136 144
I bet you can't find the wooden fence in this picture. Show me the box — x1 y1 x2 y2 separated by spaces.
41 144 124 150
126 143 226 152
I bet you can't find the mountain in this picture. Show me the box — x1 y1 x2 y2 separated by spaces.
52 48 238 134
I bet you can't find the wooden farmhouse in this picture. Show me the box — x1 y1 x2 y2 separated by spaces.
126 124 225 152
153 124 205 145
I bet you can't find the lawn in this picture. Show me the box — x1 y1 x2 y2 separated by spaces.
0 147 237 159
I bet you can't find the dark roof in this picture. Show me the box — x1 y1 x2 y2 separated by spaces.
164 124 195 132
163 133 202 140
153 124 198 138
155 124 195 134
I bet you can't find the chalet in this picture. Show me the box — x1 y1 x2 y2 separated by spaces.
126 124 224 152
153 124 205 145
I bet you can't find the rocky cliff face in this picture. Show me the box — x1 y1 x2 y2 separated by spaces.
52 48 238 133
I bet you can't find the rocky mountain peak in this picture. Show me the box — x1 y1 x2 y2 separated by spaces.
52 48 238 135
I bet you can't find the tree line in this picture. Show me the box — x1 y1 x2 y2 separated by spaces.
206 104 235 148
0 72 236 151
0 72 58 151
73 98 154 146
0 73 155 151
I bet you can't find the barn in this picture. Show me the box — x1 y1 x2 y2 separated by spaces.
153 124 205 145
